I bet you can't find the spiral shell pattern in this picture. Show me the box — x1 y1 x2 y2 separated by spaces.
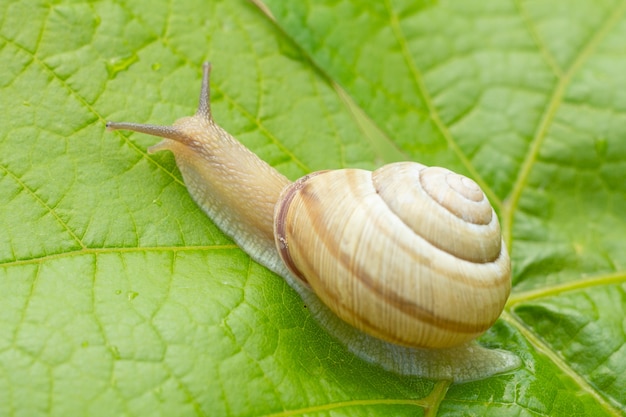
274 162 511 349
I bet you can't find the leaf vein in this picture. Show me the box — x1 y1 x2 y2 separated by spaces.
502 310 624 416
0 164 84 249
382 0 502 211
514 0 564 77
503 0 626 250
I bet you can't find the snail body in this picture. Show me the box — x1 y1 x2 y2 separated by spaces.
107 63 520 382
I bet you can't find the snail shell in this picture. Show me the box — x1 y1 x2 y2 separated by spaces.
106 63 520 382
274 163 510 349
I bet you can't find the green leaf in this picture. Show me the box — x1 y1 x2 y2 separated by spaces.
1 0 625 415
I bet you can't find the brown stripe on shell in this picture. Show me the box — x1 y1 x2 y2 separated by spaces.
349 303 487 346
274 171 329 286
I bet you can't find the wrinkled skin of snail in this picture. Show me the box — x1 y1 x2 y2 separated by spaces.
107 63 520 382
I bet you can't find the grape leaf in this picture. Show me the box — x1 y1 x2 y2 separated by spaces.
1 0 625 416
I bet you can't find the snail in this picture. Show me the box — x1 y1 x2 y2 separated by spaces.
106 63 520 382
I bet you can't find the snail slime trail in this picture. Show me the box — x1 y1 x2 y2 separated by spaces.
107 63 521 382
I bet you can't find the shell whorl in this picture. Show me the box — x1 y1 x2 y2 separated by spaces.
373 163 503 263
274 162 511 349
